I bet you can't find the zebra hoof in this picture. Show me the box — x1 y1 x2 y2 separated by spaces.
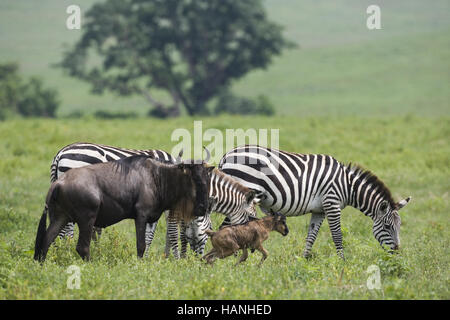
303 251 313 259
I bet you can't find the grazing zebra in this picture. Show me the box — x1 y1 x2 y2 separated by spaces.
50 142 178 249
219 145 411 259
170 168 260 257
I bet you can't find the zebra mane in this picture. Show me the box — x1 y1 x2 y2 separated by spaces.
346 163 396 208
212 168 251 195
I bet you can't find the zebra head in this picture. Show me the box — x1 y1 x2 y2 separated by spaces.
244 190 261 218
372 196 411 251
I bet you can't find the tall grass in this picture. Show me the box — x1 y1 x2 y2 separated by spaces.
0 116 448 299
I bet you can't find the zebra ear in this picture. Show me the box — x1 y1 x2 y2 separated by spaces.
396 196 411 210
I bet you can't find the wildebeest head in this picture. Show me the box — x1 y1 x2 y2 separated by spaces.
269 210 289 236
177 147 214 217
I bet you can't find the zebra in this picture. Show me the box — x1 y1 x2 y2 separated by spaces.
218 145 411 259
171 168 260 257
50 142 258 258
50 142 179 252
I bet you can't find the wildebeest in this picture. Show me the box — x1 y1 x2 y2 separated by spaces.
203 212 289 266
34 155 214 262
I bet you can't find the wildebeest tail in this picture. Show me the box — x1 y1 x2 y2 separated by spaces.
34 182 60 261
34 204 48 261
205 229 216 237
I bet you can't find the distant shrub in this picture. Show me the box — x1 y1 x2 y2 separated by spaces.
17 77 59 118
94 110 138 119
214 90 275 116
0 62 21 120
64 110 85 119
147 105 180 119
0 62 60 119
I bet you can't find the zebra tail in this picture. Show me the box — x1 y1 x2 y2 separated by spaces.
34 205 48 261
50 154 61 182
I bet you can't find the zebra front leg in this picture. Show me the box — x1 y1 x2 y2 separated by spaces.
179 221 188 258
143 221 158 258
165 211 180 259
58 222 75 239
303 212 325 258
324 202 345 259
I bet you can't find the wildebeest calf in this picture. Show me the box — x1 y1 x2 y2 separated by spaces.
34 155 214 262
203 212 289 266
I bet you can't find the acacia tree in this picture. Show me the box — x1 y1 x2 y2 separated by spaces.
60 0 292 116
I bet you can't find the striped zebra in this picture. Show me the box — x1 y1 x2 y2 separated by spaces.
51 142 178 253
219 145 411 258
51 142 258 258
172 168 260 257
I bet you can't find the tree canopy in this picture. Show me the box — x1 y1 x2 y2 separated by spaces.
60 0 293 116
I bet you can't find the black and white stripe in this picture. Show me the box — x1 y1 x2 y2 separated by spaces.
171 168 259 257
51 142 258 259
219 145 411 258
51 142 175 246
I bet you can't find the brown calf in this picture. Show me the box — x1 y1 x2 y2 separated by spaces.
203 212 289 266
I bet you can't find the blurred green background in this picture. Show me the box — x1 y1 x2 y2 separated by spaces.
1 0 448 117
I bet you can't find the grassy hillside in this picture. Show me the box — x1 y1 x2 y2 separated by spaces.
0 116 448 299
0 0 448 116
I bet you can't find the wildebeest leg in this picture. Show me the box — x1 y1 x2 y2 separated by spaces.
255 244 269 266
203 248 217 265
76 218 95 261
135 217 147 258
40 215 69 262
235 248 249 266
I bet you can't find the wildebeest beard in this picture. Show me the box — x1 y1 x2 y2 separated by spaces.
191 169 209 217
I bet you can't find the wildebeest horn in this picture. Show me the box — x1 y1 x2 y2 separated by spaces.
203 146 211 163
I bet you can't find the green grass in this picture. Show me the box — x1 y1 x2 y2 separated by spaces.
0 116 448 299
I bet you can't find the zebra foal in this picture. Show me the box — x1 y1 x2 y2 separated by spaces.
171 168 260 257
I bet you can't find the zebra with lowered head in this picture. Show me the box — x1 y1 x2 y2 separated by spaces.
219 145 411 259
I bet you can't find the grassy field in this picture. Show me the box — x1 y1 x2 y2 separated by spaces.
0 116 448 299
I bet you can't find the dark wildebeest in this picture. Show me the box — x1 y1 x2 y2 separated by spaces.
203 212 289 266
34 155 214 262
